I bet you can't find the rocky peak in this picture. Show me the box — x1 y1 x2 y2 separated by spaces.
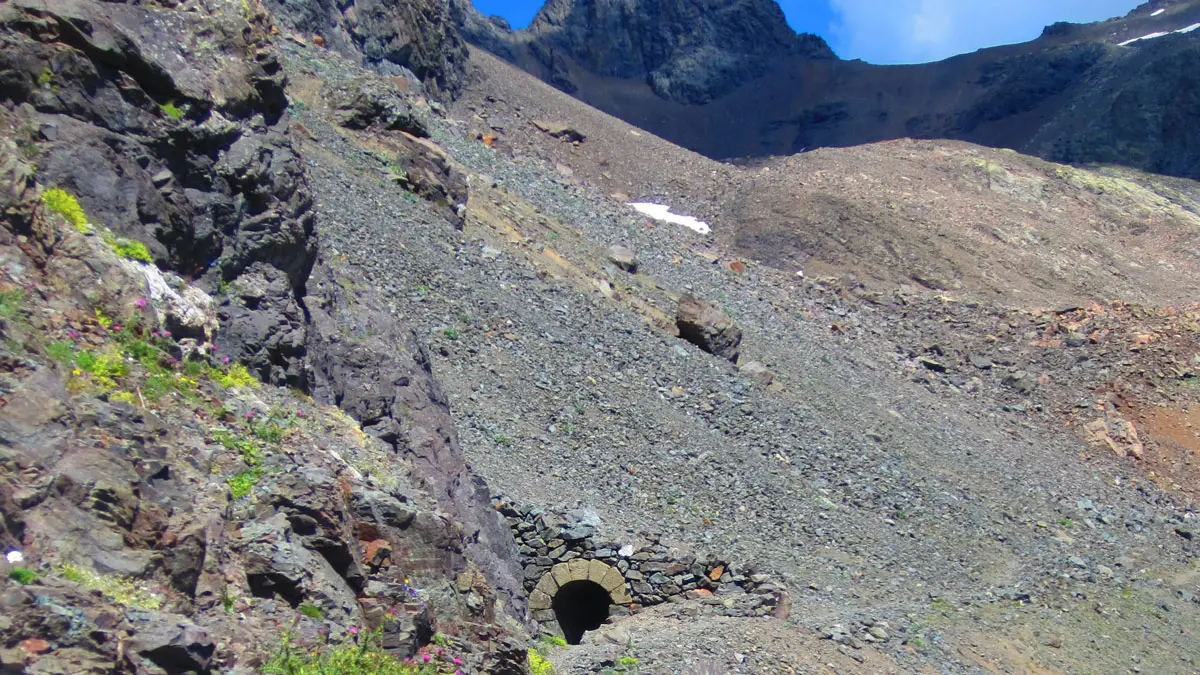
461 0 833 104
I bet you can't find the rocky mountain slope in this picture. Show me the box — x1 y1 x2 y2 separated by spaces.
458 0 1200 180
3 0 1200 674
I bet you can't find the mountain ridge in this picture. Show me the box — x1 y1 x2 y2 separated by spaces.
457 0 1200 179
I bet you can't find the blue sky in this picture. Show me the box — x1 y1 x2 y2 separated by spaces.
469 0 1144 64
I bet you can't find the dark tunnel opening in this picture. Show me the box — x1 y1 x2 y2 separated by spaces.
552 580 611 644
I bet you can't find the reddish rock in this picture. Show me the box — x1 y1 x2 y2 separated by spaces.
21 638 50 655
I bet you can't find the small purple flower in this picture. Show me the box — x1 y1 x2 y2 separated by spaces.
134 298 148 309
296 409 305 418
348 626 359 636
67 330 80 340
221 356 231 365
422 654 431 663
453 657 463 666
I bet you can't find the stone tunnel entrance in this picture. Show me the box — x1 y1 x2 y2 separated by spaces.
529 559 632 644
552 580 611 644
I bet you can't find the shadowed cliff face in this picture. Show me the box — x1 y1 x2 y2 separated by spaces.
456 0 832 104
457 0 1200 179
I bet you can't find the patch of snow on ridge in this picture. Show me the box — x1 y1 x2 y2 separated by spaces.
1120 22 1200 46
1120 30 1169 45
1151 8 1166 17
628 202 711 235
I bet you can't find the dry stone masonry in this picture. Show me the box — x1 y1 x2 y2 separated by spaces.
494 499 788 639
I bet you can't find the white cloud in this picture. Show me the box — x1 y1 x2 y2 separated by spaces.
828 0 1143 64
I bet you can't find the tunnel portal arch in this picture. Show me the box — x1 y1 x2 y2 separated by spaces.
529 559 632 644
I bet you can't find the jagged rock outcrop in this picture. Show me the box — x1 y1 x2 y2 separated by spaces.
264 0 469 97
0 0 529 670
459 0 1200 179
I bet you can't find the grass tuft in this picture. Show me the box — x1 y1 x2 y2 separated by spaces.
8 568 37 585
160 101 185 121
298 603 324 620
0 289 25 321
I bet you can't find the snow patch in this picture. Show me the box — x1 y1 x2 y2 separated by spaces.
1119 22 1200 46
627 202 711 235
1151 8 1166 17
1120 30 1169 45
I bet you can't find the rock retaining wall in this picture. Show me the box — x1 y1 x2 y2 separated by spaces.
493 500 788 630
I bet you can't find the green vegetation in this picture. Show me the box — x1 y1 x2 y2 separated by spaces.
298 603 324 620
227 470 260 499
46 341 74 364
263 629 464 675
160 101 185 121
212 429 263 466
493 435 514 445
37 190 154 261
616 656 639 670
72 346 130 393
218 363 259 389
443 328 459 340
0 289 25 321
36 68 53 87
252 419 286 444
58 563 162 610
106 236 154 263
8 568 37 585
528 650 555 675
41 188 89 233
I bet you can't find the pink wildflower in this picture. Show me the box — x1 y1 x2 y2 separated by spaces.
134 298 148 309
348 626 359 636
453 657 463 666
422 654 431 663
